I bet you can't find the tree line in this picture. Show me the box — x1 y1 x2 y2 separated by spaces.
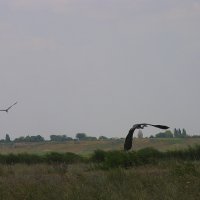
0 128 199 143
0 133 107 143
150 128 198 138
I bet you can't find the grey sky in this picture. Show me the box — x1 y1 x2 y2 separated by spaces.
0 0 200 139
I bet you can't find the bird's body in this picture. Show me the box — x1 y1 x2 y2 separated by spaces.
124 123 169 151
0 102 17 113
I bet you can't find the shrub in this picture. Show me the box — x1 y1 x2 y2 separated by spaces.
44 152 82 164
91 150 106 162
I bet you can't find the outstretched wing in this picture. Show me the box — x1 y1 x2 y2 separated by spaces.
6 102 17 111
0 102 18 112
124 123 169 151
145 124 169 129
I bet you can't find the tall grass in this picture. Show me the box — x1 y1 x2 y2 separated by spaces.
0 162 200 200
0 145 200 199
0 145 199 168
0 152 83 165
91 145 200 169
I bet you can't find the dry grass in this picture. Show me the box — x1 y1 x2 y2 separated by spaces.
0 138 200 155
0 162 200 200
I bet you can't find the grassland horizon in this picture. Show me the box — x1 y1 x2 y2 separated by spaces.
0 138 200 200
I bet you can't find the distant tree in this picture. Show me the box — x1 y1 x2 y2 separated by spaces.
137 130 143 138
30 135 44 142
66 137 73 141
86 136 97 141
173 128 188 138
13 135 44 143
14 136 25 143
50 135 68 142
5 134 11 142
174 128 183 138
149 135 154 138
24 136 31 142
182 128 187 137
174 128 178 137
155 130 173 138
178 129 182 137
98 136 108 140
191 135 200 138
76 133 87 140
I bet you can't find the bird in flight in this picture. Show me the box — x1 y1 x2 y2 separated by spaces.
0 102 18 113
124 123 169 151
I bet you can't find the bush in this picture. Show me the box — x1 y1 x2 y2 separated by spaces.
0 145 200 168
44 152 83 164
91 150 106 162
137 147 162 164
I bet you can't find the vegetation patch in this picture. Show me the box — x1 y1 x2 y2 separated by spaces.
0 145 199 168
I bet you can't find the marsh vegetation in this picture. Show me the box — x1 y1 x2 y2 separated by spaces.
0 140 200 200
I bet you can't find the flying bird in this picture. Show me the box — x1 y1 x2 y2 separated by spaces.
124 123 169 151
0 102 18 113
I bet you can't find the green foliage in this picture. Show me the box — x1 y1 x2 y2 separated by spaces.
85 136 97 141
166 145 200 160
0 152 83 165
91 149 106 162
0 145 200 168
76 133 87 140
5 134 11 142
137 147 162 164
91 148 162 169
98 136 108 140
44 152 82 164
91 145 200 169
174 128 188 138
50 135 72 142
14 135 44 142
155 130 173 138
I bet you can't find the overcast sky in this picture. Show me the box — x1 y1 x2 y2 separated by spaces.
0 0 200 139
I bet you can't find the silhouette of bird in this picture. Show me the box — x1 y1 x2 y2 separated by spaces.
124 123 169 151
0 102 18 113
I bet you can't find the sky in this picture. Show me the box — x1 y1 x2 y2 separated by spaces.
0 0 200 139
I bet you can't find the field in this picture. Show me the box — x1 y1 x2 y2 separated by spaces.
0 161 200 200
1 138 200 155
0 138 200 200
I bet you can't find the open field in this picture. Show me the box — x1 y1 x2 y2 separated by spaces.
0 138 200 155
0 143 199 199
0 161 200 200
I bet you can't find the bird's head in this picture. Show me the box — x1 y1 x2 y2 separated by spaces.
132 124 147 129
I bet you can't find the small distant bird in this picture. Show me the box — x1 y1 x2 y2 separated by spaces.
0 102 18 113
124 123 169 151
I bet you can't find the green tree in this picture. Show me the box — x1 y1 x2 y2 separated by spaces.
174 128 178 137
182 128 187 137
99 136 108 140
50 135 68 142
76 133 87 140
14 136 25 143
85 136 97 141
155 130 173 138
5 134 11 142
174 128 182 138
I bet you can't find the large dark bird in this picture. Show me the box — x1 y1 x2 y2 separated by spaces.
0 102 17 113
124 123 169 151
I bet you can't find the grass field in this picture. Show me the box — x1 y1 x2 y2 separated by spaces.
0 161 200 200
0 139 200 200
0 138 200 155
